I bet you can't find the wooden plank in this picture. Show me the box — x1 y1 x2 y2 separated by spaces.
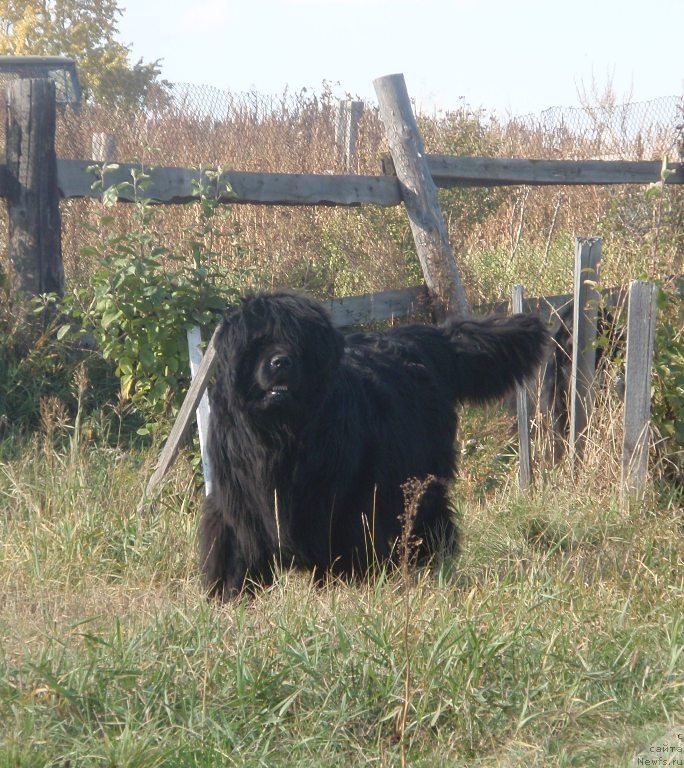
621 281 658 492
336 99 364 172
411 156 684 187
143 324 220 503
6 78 64 296
477 286 628 323
187 327 213 496
512 284 532 489
480 292 571 319
44 155 684 208
57 159 401 206
569 238 602 463
373 73 469 316
326 285 429 327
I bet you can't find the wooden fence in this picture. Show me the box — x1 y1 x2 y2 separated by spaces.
1 73 679 497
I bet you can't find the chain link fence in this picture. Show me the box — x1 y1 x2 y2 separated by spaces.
506 96 683 161
0 77 681 168
1 79 681 303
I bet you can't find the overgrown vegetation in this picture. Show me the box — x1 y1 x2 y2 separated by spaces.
0 422 681 766
0 89 682 766
1 166 245 439
59 166 245 430
0 288 121 445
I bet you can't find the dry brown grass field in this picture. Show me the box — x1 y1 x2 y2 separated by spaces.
1 85 673 305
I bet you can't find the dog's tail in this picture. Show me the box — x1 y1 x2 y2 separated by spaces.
442 314 548 403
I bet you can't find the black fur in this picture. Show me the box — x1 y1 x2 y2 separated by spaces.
200 292 548 599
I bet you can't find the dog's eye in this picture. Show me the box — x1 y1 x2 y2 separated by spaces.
269 354 292 370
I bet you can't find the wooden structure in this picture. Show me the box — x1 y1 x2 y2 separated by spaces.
1 72 677 496
512 284 532 489
5 78 64 296
335 99 364 171
569 238 602 463
621 281 659 491
374 74 469 315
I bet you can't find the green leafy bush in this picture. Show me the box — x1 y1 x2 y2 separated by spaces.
61 166 245 432
0 291 120 444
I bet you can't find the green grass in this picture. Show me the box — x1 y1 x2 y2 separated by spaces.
0 430 682 767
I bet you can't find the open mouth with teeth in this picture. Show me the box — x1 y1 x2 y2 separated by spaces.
266 384 290 400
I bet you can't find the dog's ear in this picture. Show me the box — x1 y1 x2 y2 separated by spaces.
298 304 344 377
323 325 345 371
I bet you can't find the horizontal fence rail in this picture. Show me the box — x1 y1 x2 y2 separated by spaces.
1 157 681 207
55 161 403 206
4 76 675 501
419 156 684 187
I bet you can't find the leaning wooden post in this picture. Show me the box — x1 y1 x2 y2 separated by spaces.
569 237 601 463
373 73 469 316
6 78 64 297
142 325 220 506
187 327 213 496
621 281 658 493
512 285 533 489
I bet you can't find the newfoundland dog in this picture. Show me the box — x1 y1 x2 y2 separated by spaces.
200 292 547 599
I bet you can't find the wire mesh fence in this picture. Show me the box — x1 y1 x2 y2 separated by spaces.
507 96 683 161
1 77 681 168
0 80 681 305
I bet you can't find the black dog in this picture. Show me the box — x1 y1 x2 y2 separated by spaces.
200 292 547 599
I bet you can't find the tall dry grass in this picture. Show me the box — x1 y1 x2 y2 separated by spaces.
1 395 681 766
2 85 679 305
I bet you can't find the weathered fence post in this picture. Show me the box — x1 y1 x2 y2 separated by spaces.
92 132 117 163
512 284 533 489
142 325 220 505
569 237 601 462
621 281 658 493
187 327 213 496
373 73 469 316
6 78 64 296
335 99 363 172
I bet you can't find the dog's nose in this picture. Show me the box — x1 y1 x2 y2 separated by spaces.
270 354 292 370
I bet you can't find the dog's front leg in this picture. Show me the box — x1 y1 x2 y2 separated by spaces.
198 496 251 600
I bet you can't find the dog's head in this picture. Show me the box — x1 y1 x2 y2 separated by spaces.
214 292 344 426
